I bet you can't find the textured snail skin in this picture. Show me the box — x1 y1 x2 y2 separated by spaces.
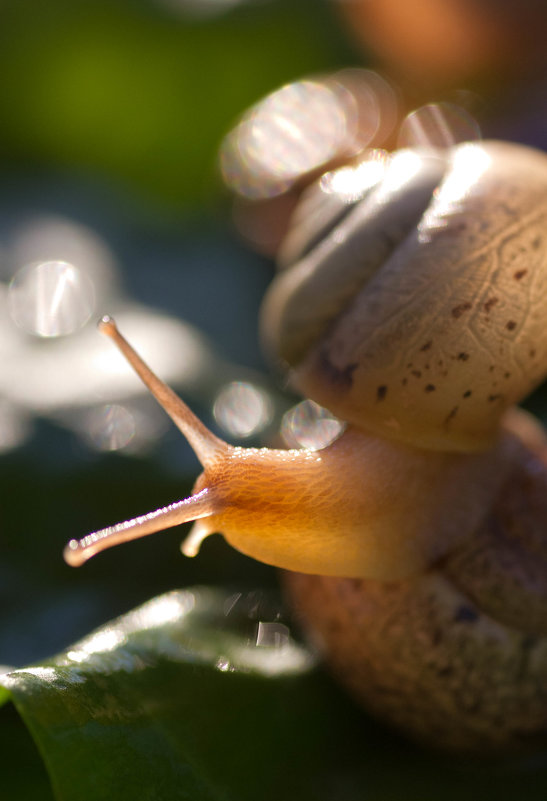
268 141 547 752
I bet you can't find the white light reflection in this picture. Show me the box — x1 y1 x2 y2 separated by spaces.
131 592 196 631
16 666 58 682
379 149 424 195
83 404 136 452
2 665 86 691
8 260 95 337
281 400 344 450
213 381 273 438
215 657 234 673
398 102 481 151
220 81 349 199
320 150 388 203
441 143 492 202
66 628 127 663
256 621 290 650
233 640 314 676
419 144 491 242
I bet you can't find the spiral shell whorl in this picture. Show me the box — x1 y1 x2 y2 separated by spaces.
263 142 547 451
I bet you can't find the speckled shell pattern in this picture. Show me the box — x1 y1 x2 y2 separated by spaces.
262 142 547 452
285 425 547 752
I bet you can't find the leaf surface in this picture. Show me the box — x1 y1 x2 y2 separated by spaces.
3 587 547 801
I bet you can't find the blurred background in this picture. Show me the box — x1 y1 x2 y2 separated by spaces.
0 0 356 673
2 0 547 786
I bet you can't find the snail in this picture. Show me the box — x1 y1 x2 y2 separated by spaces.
64 140 547 753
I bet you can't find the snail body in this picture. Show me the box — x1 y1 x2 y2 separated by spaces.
65 141 547 752
285 416 547 752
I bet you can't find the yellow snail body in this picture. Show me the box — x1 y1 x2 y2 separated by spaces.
65 140 547 752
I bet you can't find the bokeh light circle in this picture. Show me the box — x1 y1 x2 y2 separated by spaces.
8 260 95 337
281 400 344 450
398 102 481 150
213 381 273 438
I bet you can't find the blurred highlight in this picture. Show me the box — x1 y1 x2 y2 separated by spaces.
132 592 196 630
397 102 481 150
319 148 388 202
419 142 491 243
0 214 223 460
220 80 350 199
82 404 136 452
220 69 397 202
66 629 127 663
8 260 95 337
281 400 344 450
9 215 118 299
220 69 489 258
213 380 273 438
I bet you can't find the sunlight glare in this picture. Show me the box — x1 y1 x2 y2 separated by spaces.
220 80 349 199
419 143 491 242
320 150 388 202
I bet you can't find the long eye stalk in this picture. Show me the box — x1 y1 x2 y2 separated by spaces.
64 316 227 567
98 316 224 467
64 489 215 567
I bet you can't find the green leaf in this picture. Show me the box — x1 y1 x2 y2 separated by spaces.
0 684 10 707
0 588 347 801
3 587 547 801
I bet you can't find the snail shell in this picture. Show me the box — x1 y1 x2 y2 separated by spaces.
270 140 547 751
262 142 547 452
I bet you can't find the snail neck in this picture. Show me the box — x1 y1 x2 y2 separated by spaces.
190 425 517 580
